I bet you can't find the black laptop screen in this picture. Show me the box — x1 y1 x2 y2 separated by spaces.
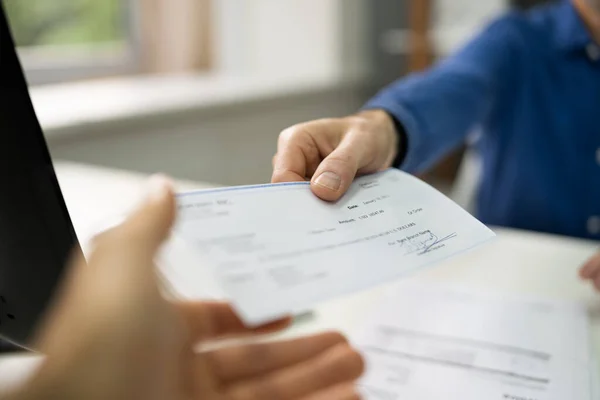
0 2 80 346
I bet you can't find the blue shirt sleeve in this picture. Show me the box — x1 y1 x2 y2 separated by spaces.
363 15 524 173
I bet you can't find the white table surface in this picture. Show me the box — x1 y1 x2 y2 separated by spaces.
1 162 599 391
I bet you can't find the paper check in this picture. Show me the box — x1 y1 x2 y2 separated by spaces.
174 169 495 325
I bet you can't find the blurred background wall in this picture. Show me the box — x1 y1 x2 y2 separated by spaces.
3 0 555 187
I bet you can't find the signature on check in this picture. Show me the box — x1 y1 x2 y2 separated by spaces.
393 230 458 255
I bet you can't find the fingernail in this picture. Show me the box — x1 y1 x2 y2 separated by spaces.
314 172 341 191
147 174 172 202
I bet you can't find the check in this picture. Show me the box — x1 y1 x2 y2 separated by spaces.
174 169 495 325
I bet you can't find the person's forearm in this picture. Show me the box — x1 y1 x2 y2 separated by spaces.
362 70 490 174
362 15 520 174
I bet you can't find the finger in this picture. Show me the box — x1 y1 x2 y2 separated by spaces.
579 253 600 279
226 342 364 400
178 302 291 341
122 175 176 249
310 130 373 202
581 264 600 281
271 148 308 183
81 176 175 294
272 121 340 184
299 382 361 400
207 332 347 383
271 154 317 183
594 275 600 292
94 175 176 264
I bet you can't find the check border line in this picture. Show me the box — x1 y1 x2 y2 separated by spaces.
177 181 310 197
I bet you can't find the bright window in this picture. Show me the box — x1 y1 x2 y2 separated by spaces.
4 0 137 85
5 0 128 47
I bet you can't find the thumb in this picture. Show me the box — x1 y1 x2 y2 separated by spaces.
123 174 176 252
85 174 176 272
83 174 176 287
310 132 370 202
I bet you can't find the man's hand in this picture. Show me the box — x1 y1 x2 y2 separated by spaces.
580 251 600 291
13 176 364 400
272 110 399 201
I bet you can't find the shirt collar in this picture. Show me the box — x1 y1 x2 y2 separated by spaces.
554 0 594 51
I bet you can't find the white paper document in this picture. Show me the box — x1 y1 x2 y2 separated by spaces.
353 283 593 400
173 169 495 325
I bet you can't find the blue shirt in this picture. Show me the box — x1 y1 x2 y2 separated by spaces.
365 0 600 240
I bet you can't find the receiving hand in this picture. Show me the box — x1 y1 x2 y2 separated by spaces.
580 251 600 292
10 176 364 400
272 110 399 201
